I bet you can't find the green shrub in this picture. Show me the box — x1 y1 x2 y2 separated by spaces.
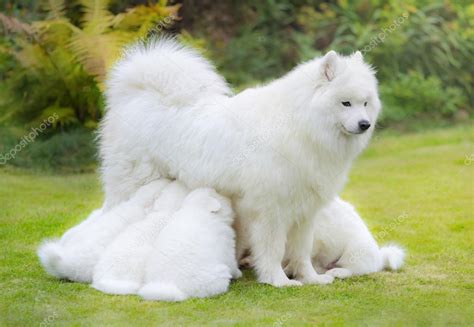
1 0 472 141
0 127 21 155
0 128 97 173
185 0 472 122
0 0 180 132
380 72 467 123
295 1 473 110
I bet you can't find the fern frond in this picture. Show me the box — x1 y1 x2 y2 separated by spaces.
112 2 180 38
31 104 78 128
12 41 49 71
42 0 66 20
79 0 114 34
68 31 126 83
32 19 81 48
0 13 35 36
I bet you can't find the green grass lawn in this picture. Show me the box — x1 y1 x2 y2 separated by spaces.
1 126 473 326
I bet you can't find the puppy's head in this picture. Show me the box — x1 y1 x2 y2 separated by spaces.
183 188 234 223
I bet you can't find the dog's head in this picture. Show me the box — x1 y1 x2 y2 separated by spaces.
294 51 381 150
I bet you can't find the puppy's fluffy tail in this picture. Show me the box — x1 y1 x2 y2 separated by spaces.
37 240 66 279
106 37 231 109
138 282 188 302
380 244 405 271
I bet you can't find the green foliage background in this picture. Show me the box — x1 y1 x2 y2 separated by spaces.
0 0 472 172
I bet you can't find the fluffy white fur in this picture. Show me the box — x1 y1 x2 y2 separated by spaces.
311 197 405 278
100 38 381 286
138 188 241 302
91 180 189 294
37 180 169 283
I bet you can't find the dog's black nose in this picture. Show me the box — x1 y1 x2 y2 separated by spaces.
358 120 371 131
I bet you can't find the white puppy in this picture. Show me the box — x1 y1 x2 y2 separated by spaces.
311 197 405 278
138 188 241 302
92 181 189 294
37 179 169 283
100 38 381 286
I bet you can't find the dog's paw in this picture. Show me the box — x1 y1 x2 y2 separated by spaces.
259 275 303 287
271 279 303 287
299 273 334 285
326 268 352 279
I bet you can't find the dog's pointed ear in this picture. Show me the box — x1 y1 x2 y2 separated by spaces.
353 51 363 61
321 50 338 81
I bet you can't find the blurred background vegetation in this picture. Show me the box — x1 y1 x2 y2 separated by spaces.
0 0 472 173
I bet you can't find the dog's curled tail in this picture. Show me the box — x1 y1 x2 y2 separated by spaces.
37 240 66 279
106 37 231 110
380 244 405 271
138 282 188 302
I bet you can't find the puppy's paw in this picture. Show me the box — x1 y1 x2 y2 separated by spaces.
138 282 187 302
232 268 243 279
326 268 352 279
92 279 141 295
239 256 252 268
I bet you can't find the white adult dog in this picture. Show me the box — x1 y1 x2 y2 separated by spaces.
100 38 381 287
311 197 405 278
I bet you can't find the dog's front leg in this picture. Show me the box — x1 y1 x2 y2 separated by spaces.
248 215 302 287
284 219 334 285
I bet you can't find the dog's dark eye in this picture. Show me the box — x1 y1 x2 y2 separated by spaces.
342 101 351 107
364 102 368 106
